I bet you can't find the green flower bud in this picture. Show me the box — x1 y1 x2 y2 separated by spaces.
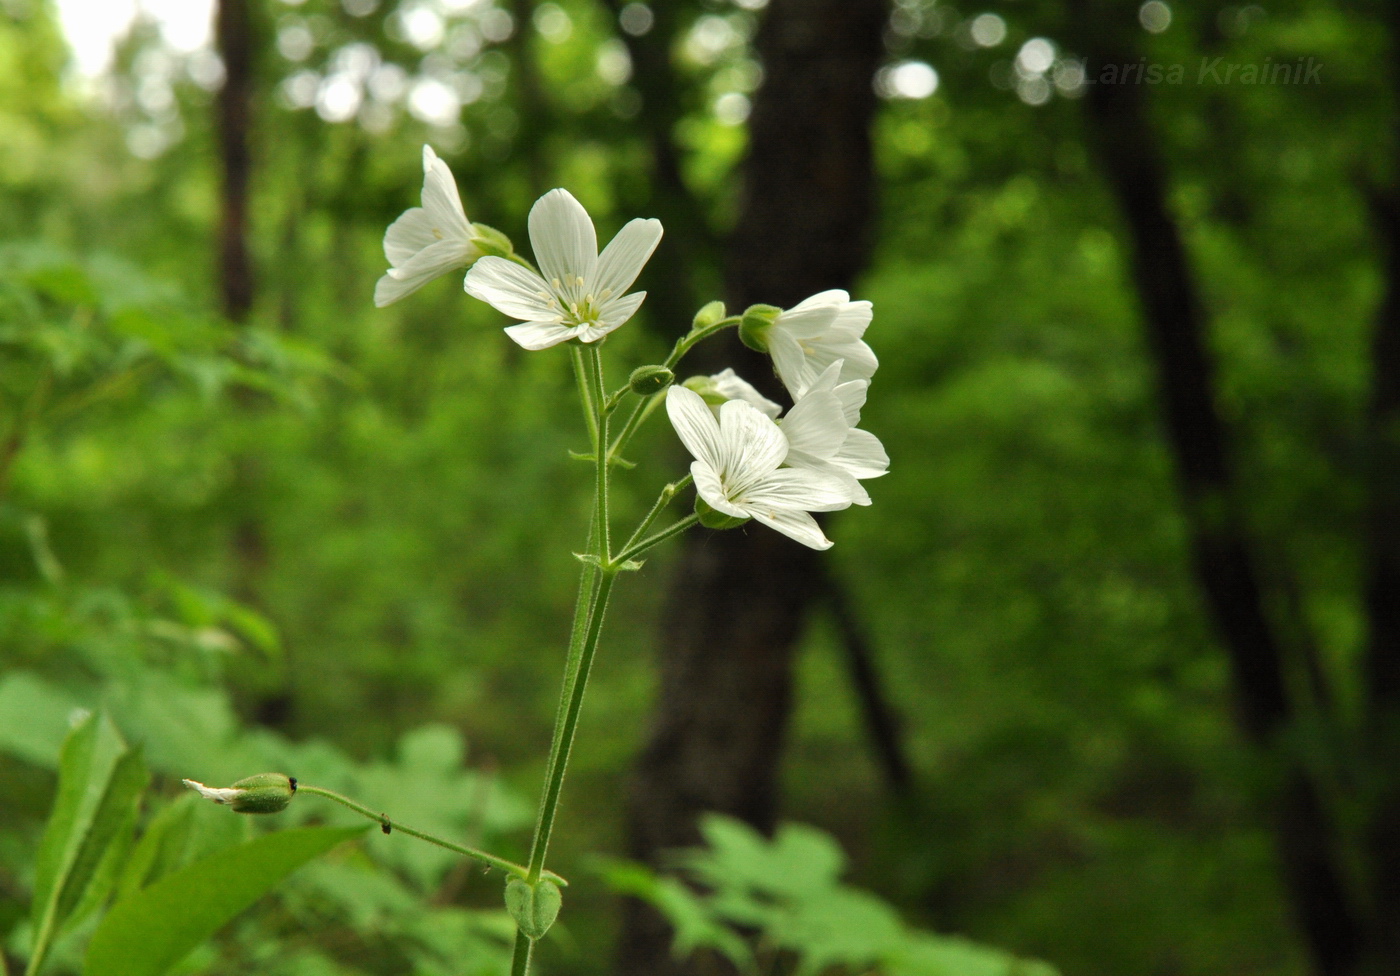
681 375 727 409
470 222 516 259
506 877 562 941
696 497 751 531
183 773 297 814
629 365 675 396
738 304 781 353
692 300 727 331
229 773 297 813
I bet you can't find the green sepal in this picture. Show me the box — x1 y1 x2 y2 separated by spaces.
696 498 750 530
505 877 562 941
469 222 515 258
738 304 781 353
691 300 727 331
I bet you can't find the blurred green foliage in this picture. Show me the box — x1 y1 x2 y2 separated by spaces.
0 0 1392 973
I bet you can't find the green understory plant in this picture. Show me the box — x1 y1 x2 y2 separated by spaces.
185 145 890 976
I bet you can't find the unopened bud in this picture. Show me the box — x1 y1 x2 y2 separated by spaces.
691 300 727 331
506 877 562 940
696 497 750 530
629 365 674 396
738 304 781 353
183 773 297 814
470 222 516 259
682 375 726 409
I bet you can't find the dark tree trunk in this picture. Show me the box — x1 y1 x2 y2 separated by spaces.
215 0 256 322
616 2 889 974
1065 3 1363 973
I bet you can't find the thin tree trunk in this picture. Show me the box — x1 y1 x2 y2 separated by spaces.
215 0 256 322
819 563 914 797
600 0 713 334
1361 6 1400 964
1065 5 1363 972
617 2 888 974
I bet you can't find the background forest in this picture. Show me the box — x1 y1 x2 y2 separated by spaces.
0 0 1397 974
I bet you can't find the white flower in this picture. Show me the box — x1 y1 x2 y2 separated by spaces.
768 290 877 398
686 368 782 420
779 361 889 506
183 778 243 805
465 188 662 351
375 145 481 307
666 385 851 550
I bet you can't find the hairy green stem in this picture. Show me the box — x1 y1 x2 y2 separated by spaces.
294 785 562 884
525 569 617 886
510 929 533 976
570 345 598 448
621 475 693 555
614 513 700 566
663 315 741 369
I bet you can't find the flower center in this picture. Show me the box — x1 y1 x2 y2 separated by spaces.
549 274 613 327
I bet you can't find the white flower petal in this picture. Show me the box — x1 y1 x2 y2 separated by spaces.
711 369 781 419
790 289 852 312
835 427 890 479
741 467 851 513
594 218 663 299
375 270 429 307
421 145 471 239
749 508 833 550
529 189 598 286
691 460 748 519
183 778 244 804
383 207 440 266
503 321 582 351
785 451 871 506
779 385 847 460
594 290 647 333
834 379 869 426
465 256 559 321
717 399 788 481
769 328 814 398
390 237 475 282
667 385 727 470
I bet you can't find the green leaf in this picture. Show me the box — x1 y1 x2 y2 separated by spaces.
84 826 366 976
27 713 148 976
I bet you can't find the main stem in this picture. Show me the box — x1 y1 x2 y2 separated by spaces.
513 345 617 975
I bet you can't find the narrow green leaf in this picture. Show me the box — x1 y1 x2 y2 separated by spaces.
27 713 145 976
84 826 366 976
112 796 194 904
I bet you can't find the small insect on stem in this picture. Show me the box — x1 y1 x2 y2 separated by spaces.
381 817 393 835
